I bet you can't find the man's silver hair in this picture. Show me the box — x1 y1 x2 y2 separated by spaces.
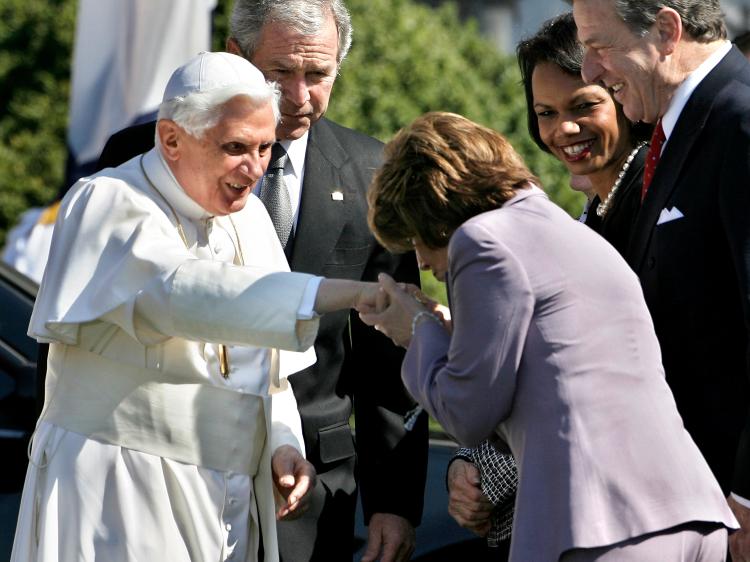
229 0 353 66
612 0 727 41
157 82 281 139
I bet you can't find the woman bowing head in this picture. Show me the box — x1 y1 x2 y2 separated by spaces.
362 111 736 562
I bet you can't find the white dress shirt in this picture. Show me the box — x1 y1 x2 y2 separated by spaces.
661 41 732 147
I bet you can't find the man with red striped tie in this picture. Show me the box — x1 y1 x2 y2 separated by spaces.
570 0 750 559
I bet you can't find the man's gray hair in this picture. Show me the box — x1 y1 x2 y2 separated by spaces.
613 0 727 41
229 0 353 66
157 82 281 139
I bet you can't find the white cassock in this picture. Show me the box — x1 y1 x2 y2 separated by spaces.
11 147 321 562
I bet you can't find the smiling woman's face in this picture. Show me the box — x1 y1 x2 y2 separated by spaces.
532 61 630 180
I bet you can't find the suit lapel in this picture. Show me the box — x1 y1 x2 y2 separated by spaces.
289 119 349 275
627 49 743 271
627 103 707 270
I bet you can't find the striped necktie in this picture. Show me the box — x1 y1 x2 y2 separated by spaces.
260 143 294 248
641 119 666 203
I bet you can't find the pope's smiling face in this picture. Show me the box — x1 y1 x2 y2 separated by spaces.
164 96 277 216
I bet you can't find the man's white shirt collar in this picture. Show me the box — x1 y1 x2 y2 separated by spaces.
662 41 731 141
277 131 308 179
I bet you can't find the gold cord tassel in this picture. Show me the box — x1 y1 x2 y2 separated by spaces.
218 344 230 378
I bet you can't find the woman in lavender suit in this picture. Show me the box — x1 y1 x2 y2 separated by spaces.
360 111 737 561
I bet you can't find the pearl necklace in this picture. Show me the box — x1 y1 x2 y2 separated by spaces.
596 142 646 218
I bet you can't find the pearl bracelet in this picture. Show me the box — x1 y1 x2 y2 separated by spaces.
411 310 441 337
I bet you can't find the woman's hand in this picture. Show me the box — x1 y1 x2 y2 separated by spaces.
359 273 444 347
447 459 493 536
399 283 453 333
353 280 389 315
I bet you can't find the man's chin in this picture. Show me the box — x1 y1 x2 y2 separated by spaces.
217 190 251 216
622 102 646 124
278 115 317 140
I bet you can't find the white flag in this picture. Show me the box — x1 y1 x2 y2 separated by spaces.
67 0 217 167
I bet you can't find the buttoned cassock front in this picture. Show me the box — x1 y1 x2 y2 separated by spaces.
11 148 320 562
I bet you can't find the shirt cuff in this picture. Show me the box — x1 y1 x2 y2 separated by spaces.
297 276 323 319
452 447 476 463
731 492 750 509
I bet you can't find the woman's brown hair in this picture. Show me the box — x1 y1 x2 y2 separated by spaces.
368 111 539 252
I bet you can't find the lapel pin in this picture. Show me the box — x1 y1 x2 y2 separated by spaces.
331 190 344 201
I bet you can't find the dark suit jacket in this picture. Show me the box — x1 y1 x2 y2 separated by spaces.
626 46 750 497
97 117 428 556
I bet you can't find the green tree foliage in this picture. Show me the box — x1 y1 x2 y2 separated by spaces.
0 0 76 248
328 0 581 216
0 0 581 254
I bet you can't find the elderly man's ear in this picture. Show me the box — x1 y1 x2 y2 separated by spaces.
225 38 242 57
157 120 182 162
655 7 682 56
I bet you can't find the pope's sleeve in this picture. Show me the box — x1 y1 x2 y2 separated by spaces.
137 263 318 351
29 176 318 352
270 381 305 455
403 222 535 447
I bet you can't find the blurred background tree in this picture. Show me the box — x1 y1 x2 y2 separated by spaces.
0 0 76 251
1 0 580 298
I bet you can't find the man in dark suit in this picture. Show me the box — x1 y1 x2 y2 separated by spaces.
97 2 427 561
571 0 750 558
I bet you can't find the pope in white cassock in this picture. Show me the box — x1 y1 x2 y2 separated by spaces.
10 52 380 562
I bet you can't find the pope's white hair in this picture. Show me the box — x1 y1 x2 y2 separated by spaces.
157 81 281 139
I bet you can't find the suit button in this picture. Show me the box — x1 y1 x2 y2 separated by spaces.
648 257 656 269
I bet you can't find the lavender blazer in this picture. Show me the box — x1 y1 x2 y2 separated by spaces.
403 187 737 561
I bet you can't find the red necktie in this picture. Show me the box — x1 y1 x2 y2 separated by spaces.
641 119 666 202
